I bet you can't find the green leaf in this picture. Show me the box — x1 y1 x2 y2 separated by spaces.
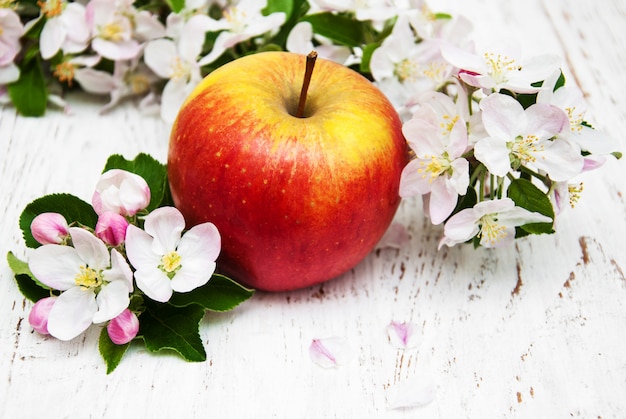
263 0 294 19
507 178 554 235
19 193 98 248
7 252 51 301
8 53 48 116
169 274 255 311
301 12 366 47
102 153 168 211
164 0 185 13
98 327 131 374
138 301 206 362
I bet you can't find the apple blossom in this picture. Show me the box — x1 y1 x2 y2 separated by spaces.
28 227 134 340
144 14 213 122
474 92 583 182
85 0 141 60
95 211 129 246
92 169 151 217
399 92 470 224
107 308 139 345
125 207 221 303
439 198 553 248
37 0 89 60
442 39 561 94
371 15 458 114
197 0 286 66
31 212 70 245
28 297 58 335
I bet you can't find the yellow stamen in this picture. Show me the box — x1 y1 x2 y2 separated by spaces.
483 52 521 83
568 182 584 207
54 62 76 86
128 73 151 94
100 22 125 41
75 265 102 289
38 0 64 18
510 134 543 166
478 214 507 245
440 114 459 136
565 106 585 134
223 7 247 32
417 154 451 182
394 59 420 83
170 57 191 81
160 251 182 275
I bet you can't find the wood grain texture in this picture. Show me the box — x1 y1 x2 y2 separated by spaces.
1 0 625 417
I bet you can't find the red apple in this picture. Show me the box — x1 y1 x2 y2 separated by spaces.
168 51 408 292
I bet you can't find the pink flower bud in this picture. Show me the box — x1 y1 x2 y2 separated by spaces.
28 297 57 335
92 169 151 216
95 211 129 246
30 212 70 245
107 309 139 345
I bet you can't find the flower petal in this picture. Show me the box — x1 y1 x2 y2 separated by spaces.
29 244 82 290
309 336 352 368
134 267 173 303
69 227 110 271
93 280 130 323
143 207 185 254
47 287 97 341
387 321 422 350
387 373 437 409
125 224 161 271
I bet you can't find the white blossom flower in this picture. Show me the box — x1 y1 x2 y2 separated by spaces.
439 198 552 248
86 0 141 60
144 14 214 122
474 92 583 181
92 169 151 217
28 227 134 340
400 92 470 224
197 0 286 66
37 0 89 59
442 39 561 94
125 207 221 303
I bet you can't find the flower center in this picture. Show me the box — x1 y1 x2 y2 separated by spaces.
38 0 64 18
54 62 75 86
478 214 507 245
394 59 420 83
223 7 247 32
418 153 451 181
422 61 449 86
160 251 182 278
100 20 125 41
483 52 521 84
170 57 191 81
509 134 543 167
75 265 102 289
568 182 584 207
128 73 151 94
565 106 584 134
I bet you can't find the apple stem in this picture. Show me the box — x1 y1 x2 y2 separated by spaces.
296 51 318 118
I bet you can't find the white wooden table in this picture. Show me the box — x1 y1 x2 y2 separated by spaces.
2 0 625 417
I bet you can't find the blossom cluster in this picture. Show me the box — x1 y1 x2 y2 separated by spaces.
2 0 619 248
8 154 253 372
27 168 220 342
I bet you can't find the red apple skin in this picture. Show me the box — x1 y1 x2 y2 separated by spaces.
168 51 409 292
